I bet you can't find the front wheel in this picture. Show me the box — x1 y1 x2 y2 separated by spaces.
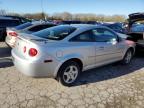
58 61 80 86
121 49 133 64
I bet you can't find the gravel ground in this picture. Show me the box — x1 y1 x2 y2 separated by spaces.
0 42 144 108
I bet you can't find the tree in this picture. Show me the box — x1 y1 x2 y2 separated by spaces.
3 11 126 22
61 12 72 20
23 12 48 20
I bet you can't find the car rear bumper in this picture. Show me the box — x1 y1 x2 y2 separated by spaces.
12 50 58 78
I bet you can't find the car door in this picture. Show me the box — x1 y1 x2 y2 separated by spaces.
92 28 123 66
69 30 96 68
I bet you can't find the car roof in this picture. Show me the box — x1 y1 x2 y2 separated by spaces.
69 24 98 29
0 16 19 20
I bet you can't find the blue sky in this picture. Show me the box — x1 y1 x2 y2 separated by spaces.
0 0 144 16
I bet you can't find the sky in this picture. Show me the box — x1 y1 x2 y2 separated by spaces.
0 0 144 16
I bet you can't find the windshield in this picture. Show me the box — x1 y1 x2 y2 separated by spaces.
15 22 32 30
32 25 76 40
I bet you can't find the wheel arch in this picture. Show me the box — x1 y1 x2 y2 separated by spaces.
55 58 83 79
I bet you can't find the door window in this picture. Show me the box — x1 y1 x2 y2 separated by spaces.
70 30 95 42
92 28 118 42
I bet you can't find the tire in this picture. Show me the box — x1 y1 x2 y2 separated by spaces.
58 61 80 86
121 49 133 64
0 30 6 41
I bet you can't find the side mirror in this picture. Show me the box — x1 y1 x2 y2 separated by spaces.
108 38 118 45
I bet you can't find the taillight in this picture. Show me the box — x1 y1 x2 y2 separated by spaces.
23 46 26 53
8 31 18 37
29 48 38 57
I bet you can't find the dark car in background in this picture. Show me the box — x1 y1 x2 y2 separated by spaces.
5 21 56 47
4 15 31 24
0 16 31 41
127 13 144 53
60 20 82 25
59 20 100 25
83 21 100 25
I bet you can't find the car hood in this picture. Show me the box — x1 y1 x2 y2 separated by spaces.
128 13 144 23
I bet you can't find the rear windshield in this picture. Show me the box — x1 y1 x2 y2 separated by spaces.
32 26 76 40
108 24 121 30
15 22 32 30
0 19 20 27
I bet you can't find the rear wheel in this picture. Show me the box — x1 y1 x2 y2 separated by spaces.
58 61 80 86
0 30 6 41
122 49 133 64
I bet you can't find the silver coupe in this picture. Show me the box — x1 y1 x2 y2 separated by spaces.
12 24 135 86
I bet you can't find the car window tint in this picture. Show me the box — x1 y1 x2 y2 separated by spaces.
33 26 76 40
70 30 95 42
42 24 55 29
92 28 118 42
109 25 122 32
28 25 44 32
28 24 55 32
109 25 119 29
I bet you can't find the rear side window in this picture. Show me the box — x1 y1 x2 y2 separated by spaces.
28 25 44 32
0 19 20 27
15 22 32 30
42 24 55 29
33 25 76 40
28 24 55 32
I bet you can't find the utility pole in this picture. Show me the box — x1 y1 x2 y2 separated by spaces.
41 0 46 21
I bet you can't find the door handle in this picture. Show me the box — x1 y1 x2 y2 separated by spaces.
99 46 105 50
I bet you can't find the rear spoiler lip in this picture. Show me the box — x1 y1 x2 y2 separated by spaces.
17 35 49 43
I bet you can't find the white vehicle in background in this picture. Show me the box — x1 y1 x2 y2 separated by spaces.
5 21 56 47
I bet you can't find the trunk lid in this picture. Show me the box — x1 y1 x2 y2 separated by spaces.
13 33 55 60
128 13 144 23
128 13 144 36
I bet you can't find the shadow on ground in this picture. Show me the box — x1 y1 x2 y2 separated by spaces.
75 55 144 86
0 46 11 58
0 45 13 68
